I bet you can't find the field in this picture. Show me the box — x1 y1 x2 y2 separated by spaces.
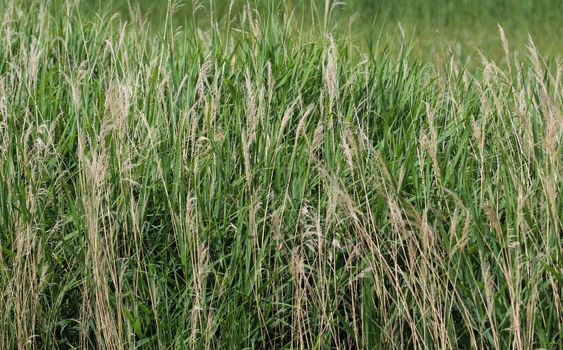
0 0 561 348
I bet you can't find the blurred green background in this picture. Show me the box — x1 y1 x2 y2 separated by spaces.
87 0 562 60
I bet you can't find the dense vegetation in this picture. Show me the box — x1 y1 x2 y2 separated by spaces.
0 0 561 348
97 0 563 58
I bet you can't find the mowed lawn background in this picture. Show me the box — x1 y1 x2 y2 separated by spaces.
0 0 561 349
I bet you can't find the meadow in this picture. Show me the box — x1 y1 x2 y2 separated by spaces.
0 0 561 348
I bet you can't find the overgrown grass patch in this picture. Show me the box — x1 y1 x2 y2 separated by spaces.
0 0 561 348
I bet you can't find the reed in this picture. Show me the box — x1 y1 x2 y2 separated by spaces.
0 0 560 348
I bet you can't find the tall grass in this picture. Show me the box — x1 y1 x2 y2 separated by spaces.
91 0 563 59
0 0 561 348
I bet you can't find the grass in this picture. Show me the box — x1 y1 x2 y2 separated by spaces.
94 0 563 59
0 0 561 348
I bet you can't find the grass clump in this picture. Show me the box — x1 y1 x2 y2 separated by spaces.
0 0 561 349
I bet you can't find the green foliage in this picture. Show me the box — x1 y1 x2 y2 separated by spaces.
82 0 563 58
0 0 560 349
